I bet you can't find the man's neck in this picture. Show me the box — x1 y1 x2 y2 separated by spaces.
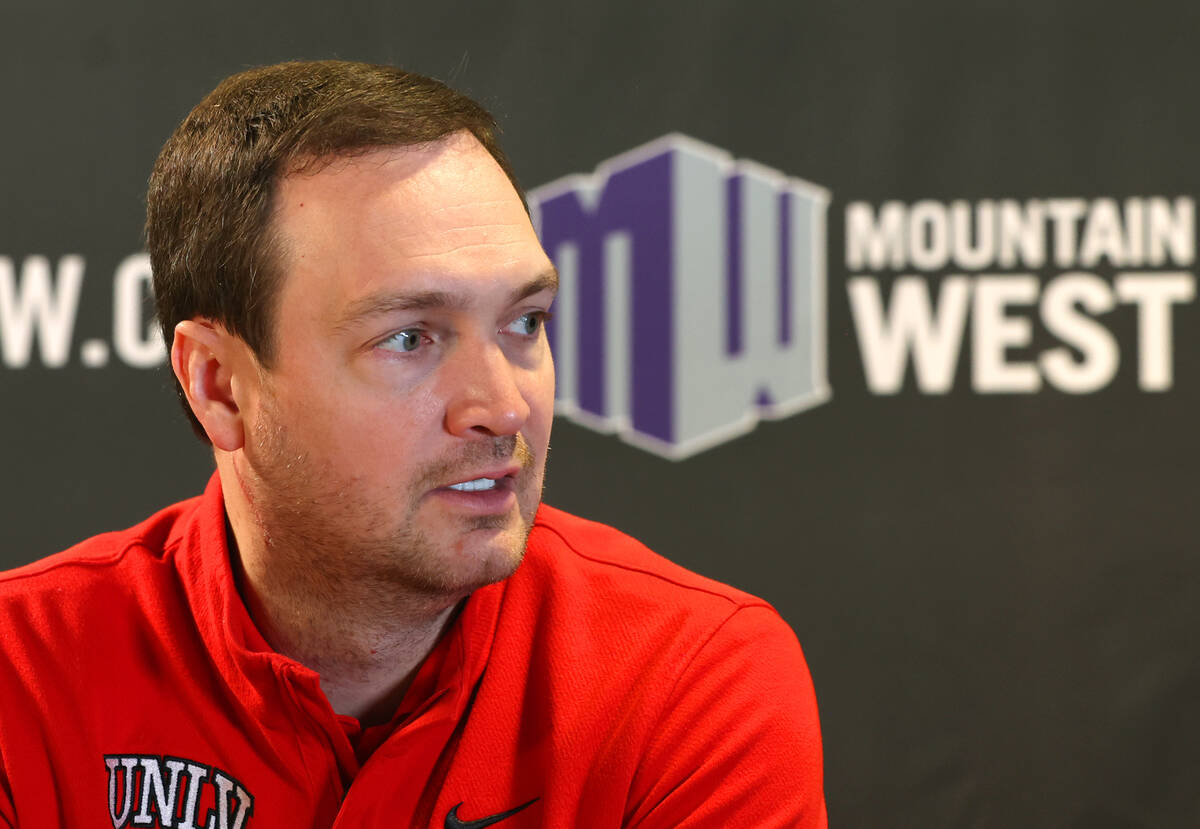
222 501 460 727
235 556 459 725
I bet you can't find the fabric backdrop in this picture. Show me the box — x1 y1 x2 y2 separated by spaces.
1 2 1196 826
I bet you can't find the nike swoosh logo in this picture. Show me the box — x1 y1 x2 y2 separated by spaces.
445 797 539 828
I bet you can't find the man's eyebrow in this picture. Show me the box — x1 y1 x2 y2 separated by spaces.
335 291 462 331
334 268 559 332
511 268 559 304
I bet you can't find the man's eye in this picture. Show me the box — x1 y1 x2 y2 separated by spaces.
507 311 551 336
380 329 425 353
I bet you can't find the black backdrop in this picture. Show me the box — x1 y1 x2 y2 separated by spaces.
2 2 1197 826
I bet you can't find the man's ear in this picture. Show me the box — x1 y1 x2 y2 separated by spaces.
171 320 251 452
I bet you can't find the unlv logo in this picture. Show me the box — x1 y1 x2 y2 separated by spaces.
104 755 254 829
530 134 831 459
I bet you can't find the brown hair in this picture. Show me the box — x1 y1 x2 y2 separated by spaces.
146 60 522 440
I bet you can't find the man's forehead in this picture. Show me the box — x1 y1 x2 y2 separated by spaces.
270 133 544 314
275 138 526 238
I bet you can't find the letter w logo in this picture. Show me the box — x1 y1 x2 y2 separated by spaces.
530 134 832 459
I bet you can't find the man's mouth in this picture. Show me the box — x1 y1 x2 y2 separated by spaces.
428 460 527 517
439 464 522 494
448 477 500 492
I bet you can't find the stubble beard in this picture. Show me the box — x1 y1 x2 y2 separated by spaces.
242 393 544 616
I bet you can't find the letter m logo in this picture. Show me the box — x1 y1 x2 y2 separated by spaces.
530 134 831 459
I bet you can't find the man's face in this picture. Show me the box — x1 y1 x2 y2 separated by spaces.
233 133 556 598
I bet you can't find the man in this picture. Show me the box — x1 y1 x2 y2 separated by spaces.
0 61 825 828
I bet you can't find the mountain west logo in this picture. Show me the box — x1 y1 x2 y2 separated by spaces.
530 134 831 460
104 755 253 829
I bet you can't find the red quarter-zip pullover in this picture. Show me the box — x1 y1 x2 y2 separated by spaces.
0 475 825 827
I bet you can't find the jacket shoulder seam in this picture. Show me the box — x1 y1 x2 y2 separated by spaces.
533 519 771 611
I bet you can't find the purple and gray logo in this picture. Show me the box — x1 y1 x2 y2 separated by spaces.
530 134 831 460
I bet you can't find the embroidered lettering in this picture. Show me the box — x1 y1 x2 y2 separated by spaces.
104 755 254 829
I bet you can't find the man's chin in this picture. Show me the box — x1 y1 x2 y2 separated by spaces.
460 520 532 582
392 515 531 598
463 512 514 532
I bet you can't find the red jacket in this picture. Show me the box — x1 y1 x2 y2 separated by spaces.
0 475 826 827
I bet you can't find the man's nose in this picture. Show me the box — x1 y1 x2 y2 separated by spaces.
443 339 531 438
